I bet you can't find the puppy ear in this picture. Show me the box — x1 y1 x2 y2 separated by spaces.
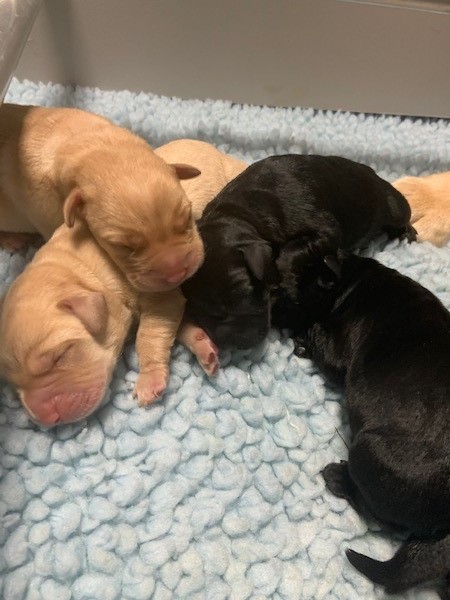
58 291 107 337
241 243 278 284
171 163 201 180
323 255 342 277
318 254 342 289
63 189 84 228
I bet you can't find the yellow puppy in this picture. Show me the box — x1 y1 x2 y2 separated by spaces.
155 138 248 219
0 222 182 425
0 103 202 292
0 140 247 419
393 172 450 247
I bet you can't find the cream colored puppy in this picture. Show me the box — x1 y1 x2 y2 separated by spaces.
0 140 247 419
0 103 202 292
393 172 450 247
0 222 184 425
155 138 248 219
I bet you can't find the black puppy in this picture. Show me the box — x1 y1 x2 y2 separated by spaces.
181 154 415 349
272 253 450 598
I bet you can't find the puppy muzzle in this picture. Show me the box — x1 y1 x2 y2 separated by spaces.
20 384 107 426
131 249 204 291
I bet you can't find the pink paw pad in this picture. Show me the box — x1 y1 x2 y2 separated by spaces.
192 332 219 376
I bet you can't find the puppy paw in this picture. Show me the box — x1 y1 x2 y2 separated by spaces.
385 224 417 243
401 223 418 243
322 461 352 499
195 336 219 375
293 336 310 358
133 370 167 407
178 322 219 376
414 214 450 247
0 232 42 251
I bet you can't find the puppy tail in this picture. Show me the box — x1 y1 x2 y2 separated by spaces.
346 535 450 593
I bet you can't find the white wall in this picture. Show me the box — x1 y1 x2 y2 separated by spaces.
14 0 450 117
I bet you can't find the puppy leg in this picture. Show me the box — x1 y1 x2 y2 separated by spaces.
322 461 355 500
134 289 185 406
176 321 219 376
293 336 311 358
384 223 417 243
322 461 372 518
303 323 347 384
413 213 450 247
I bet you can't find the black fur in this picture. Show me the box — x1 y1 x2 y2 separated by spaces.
272 253 450 596
182 154 414 349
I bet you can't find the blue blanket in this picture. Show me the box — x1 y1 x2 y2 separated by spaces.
1 78 449 600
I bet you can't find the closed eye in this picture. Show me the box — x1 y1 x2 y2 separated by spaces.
111 242 135 255
173 206 193 235
54 344 73 367
28 342 74 376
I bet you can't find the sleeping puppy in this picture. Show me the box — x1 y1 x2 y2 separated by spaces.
181 154 415 349
272 254 450 598
394 171 450 247
0 221 222 424
155 138 248 220
0 222 157 425
0 140 248 415
0 103 202 292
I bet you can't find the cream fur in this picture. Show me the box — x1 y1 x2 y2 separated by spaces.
0 103 203 292
155 139 247 219
0 222 136 424
393 172 450 247
0 139 247 422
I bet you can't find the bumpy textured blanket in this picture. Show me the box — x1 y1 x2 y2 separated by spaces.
0 78 449 600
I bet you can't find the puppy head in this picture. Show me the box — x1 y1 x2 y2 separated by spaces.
63 149 203 293
0 269 117 426
273 254 343 331
182 224 279 349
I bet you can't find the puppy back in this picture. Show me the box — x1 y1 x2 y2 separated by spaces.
155 139 247 219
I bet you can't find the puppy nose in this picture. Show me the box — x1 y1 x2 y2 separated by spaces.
164 268 188 284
